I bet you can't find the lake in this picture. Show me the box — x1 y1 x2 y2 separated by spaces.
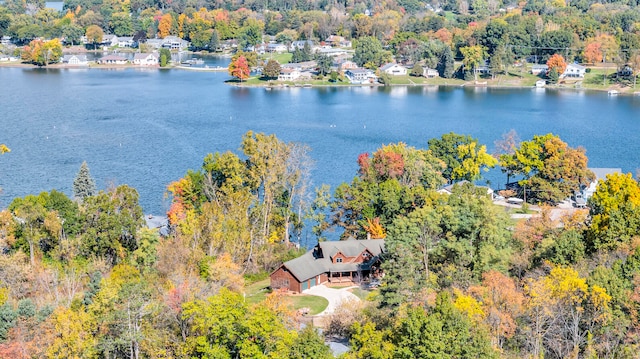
2 66 640 216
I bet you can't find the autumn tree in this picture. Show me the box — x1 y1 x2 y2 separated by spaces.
460 45 485 80
262 59 281 79
587 172 640 251
469 271 525 349
228 55 250 81
21 38 62 66
500 133 594 204
181 288 296 358
85 25 103 50
523 266 611 359
428 132 497 184
546 53 567 77
583 42 603 65
72 161 96 202
79 185 144 263
331 142 446 238
158 13 173 38
47 306 97 359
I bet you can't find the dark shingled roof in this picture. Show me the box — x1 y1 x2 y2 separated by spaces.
279 239 385 282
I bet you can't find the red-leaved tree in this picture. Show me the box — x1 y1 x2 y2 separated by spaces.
229 55 250 81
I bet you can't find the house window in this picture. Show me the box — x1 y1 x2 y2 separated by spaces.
336 258 343 263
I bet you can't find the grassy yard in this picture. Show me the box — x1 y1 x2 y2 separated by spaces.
288 295 329 315
244 278 271 305
261 53 292 64
243 279 329 314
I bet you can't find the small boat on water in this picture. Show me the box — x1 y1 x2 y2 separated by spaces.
608 89 619 96
535 79 546 88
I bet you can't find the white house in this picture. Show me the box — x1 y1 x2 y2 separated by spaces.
98 54 128 64
324 35 352 48
345 68 377 84
162 36 189 50
101 34 118 47
290 40 315 51
278 68 301 81
563 63 586 78
117 36 134 47
422 67 439 78
267 43 288 53
62 54 88 66
531 64 548 75
380 63 407 76
133 52 158 66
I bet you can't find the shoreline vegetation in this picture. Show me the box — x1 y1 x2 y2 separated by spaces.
2 59 638 94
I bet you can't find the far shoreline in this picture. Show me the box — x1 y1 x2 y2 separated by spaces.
2 61 639 96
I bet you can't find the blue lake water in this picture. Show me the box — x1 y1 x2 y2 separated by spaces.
2 66 640 216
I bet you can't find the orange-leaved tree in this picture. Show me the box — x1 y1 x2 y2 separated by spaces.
583 42 603 64
158 13 173 38
546 54 567 76
228 55 250 81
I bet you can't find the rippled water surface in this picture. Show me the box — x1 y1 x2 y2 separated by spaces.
2 66 640 214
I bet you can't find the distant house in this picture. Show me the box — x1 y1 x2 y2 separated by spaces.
145 39 164 49
117 36 134 48
324 35 352 48
563 63 586 78
316 47 348 57
133 52 158 66
1 36 11 45
101 34 118 47
619 65 633 77
380 63 407 76
282 61 317 71
270 239 385 293
98 54 128 64
476 60 490 74
267 43 288 53
336 60 358 71
278 68 301 81
290 40 315 51
422 67 439 78
62 54 88 66
531 64 548 75
345 68 377 84
582 168 622 199
162 36 189 50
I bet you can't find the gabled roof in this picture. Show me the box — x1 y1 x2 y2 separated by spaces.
380 63 403 71
319 239 384 258
133 52 157 60
100 54 127 61
567 63 586 70
62 54 87 62
277 239 385 282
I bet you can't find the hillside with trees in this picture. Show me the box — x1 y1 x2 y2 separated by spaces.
3 0 640 86
2 131 640 357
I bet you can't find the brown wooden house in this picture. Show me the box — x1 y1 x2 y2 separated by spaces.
270 239 385 293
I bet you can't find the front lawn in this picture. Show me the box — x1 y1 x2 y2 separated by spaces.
245 278 270 305
288 295 329 315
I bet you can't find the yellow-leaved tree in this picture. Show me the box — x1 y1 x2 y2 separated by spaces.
524 266 611 359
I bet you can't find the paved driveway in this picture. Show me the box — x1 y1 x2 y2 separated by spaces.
304 284 360 316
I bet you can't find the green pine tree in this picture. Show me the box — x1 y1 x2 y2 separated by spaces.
73 161 96 201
